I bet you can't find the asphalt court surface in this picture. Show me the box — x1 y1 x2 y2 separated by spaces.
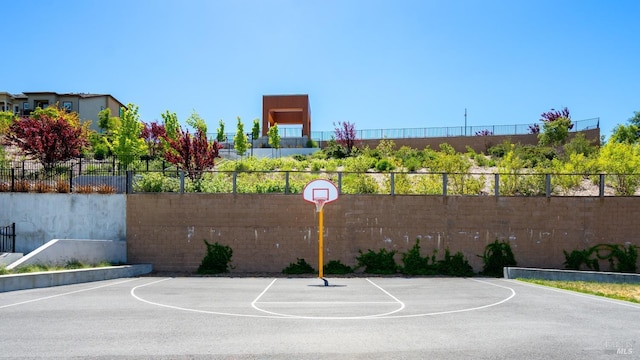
0 276 639 359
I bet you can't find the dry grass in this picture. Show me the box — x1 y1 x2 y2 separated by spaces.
33 181 54 193
520 279 640 303
56 181 70 193
14 180 30 192
95 184 116 194
74 185 94 194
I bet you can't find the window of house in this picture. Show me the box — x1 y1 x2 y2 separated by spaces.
35 100 49 109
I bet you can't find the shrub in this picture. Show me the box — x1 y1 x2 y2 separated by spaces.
342 173 379 194
438 249 474 277
323 260 354 275
375 158 395 172
480 240 517 277
403 157 422 172
563 249 599 271
197 240 233 274
356 248 398 274
401 239 438 275
282 258 316 275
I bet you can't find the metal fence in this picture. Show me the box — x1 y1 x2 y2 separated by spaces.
128 170 632 197
0 156 180 194
1 157 637 197
0 223 16 253
215 117 599 142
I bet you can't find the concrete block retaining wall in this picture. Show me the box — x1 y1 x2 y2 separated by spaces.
126 194 640 274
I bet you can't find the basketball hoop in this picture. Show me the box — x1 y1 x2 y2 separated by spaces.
314 197 328 213
302 179 339 284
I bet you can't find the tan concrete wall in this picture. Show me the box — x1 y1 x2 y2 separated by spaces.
343 128 601 153
126 193 639 273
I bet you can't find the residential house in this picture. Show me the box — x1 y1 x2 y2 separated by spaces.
0 91 126 132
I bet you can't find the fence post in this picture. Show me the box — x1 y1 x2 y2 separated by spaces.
11 168 15 192
545 174 551 198
338 172 342 194
232 172 237 194
599 174 605 198
126 170 132 194
285 171 290 194
180 171 185 193
442 173 448 196
11 222 15 253
494 174 500 197
69 168 73 193
390 173 395 195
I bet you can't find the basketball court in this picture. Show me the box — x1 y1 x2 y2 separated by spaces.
0 276 638 359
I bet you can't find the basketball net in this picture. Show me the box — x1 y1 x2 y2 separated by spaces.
314 198 327 212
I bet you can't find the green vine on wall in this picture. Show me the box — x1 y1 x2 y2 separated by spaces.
563 244 638 273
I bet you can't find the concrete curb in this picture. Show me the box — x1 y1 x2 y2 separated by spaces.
504 267 640 284
0 264 153 292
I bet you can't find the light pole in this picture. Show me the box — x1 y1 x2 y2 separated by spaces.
246 133 254 157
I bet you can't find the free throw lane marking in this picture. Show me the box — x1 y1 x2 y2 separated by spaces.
250 278 406 319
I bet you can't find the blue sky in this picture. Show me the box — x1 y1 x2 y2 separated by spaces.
3 0 639 139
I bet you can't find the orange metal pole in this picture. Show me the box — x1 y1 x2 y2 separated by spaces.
318 207 324 279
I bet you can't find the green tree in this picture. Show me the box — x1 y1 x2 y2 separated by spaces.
268 122 281 156
98 108 120 133
186 110 207 134
110 104 146 168
161 110 179 141
90 108 120 159
609 111 640 144
539 117 572 146
562 132 598 158
216 119 226 142
252 118 260 140
233 117 249 157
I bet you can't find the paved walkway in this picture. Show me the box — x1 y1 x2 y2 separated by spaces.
0 277 638 359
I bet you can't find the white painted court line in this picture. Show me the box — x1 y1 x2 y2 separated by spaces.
131 277 518 320
250 278 406 319
0 278 138 309
507 279 640 309
131 277 286 319
368 278 517 319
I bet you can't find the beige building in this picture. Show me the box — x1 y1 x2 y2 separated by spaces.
0 91 125 131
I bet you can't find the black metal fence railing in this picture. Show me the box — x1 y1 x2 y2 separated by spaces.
0 156 180 194
0 223 16 253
